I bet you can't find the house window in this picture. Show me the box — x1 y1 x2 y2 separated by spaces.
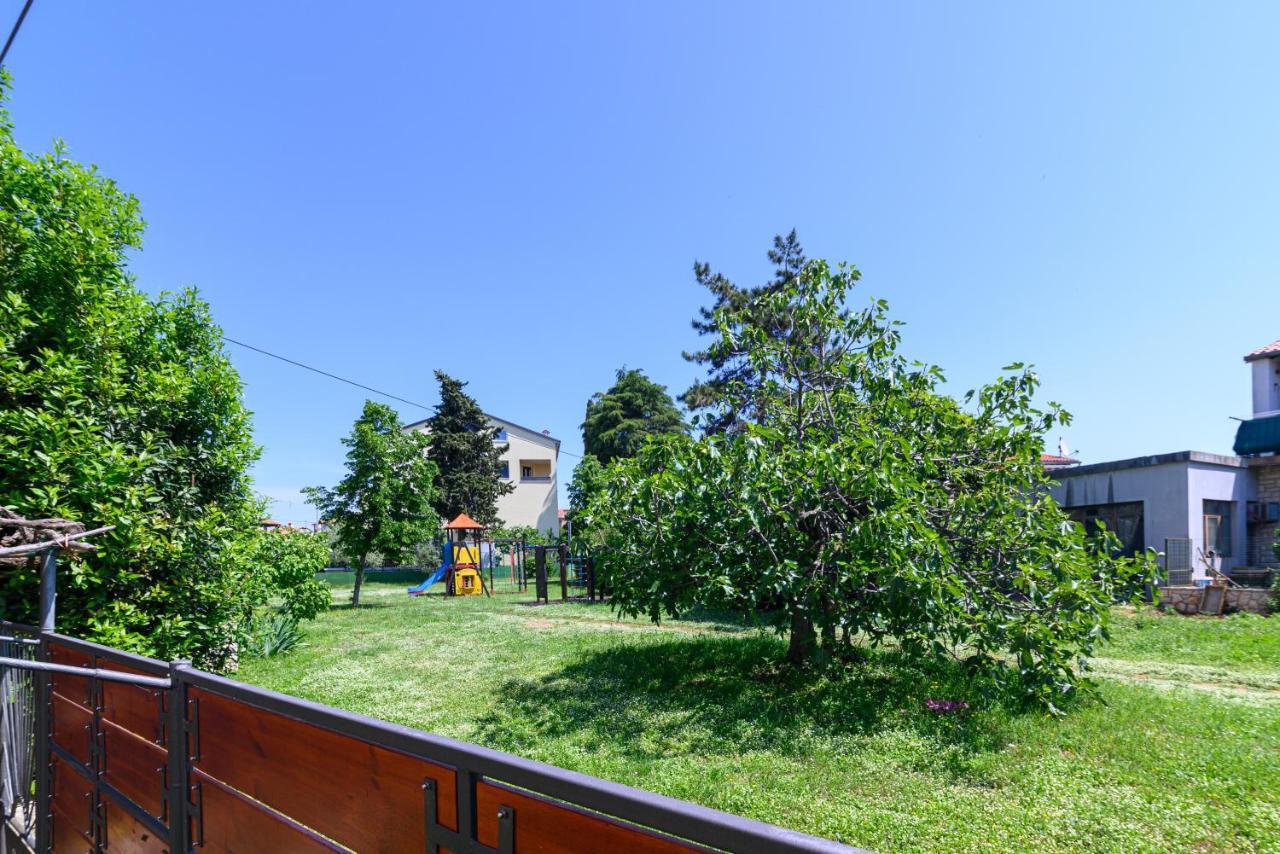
1203 500 1233 557
1066 501 1144 557
494 429 508 441
498 462 509 479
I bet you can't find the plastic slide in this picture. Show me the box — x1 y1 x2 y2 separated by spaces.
407 565 448 596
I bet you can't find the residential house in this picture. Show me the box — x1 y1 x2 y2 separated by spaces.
1047 340 1280 584
404 414 560 535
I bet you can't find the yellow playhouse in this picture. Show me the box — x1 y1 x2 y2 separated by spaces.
445 514 487 597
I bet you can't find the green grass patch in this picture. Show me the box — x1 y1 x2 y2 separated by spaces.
238 579 1280 852
1105 605 1280 672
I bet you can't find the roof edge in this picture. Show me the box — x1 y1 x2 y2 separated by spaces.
402 413 561 447
1046 450 1246 479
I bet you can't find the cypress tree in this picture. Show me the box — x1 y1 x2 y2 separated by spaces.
426 371 513 526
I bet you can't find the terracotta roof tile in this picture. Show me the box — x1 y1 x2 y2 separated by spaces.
1040 453 1079 465
1244 339 1280 362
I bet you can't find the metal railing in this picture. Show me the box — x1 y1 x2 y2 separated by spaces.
0 627 38 852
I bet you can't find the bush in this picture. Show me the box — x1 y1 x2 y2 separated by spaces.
0 81 264 668
249 528 331 620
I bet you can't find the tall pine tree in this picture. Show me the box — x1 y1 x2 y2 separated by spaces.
681 230 825 433
425 371 513 526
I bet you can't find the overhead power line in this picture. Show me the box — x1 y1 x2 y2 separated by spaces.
219 333 582 459
0 0 33 68
220 334 433 412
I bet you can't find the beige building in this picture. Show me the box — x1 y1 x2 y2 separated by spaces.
404 414 560 535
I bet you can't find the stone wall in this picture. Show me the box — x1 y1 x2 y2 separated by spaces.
1159 585 1271 615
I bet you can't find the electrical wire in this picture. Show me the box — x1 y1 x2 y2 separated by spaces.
0 0 33 68
219 333 582 458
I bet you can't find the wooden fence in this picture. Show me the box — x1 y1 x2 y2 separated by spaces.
0 622 861 853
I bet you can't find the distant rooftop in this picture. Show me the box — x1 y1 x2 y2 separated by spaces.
1244 339 1280 362
1040 453 1079 468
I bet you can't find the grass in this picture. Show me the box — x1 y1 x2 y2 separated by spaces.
238 574 1280 852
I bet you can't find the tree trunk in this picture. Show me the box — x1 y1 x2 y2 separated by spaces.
351 556 367 607
786 611 815 664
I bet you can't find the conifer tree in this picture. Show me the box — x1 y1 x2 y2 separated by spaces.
426 371 513 526
582 368 686 464
681 230 817 433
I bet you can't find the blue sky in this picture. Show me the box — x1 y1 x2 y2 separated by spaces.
6 2 1277 523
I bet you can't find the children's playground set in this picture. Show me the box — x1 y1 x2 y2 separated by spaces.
407 513 601 603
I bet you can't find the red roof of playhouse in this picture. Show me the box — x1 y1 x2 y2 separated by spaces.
1244 340 1280 362
445 513 483 530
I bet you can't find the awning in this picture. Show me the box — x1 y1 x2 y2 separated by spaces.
1233 414 1280 455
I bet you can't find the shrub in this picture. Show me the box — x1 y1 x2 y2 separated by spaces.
248 612 302 658
250 527 331 620
0 81 263 667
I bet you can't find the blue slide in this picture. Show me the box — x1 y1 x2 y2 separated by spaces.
407 565 447 596
408 543 453 595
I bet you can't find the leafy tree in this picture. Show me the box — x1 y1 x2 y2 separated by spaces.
591 260 1155 710
566 454 607 543
681 230 812 433
0 81 264 667
305 401 438 606
249 528 331 620
425 371 512 526
582 368 686 464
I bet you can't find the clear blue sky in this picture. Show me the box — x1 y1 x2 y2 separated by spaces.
6 2 1277 522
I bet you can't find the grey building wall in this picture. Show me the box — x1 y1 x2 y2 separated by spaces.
1049 451 1253 579
1185 461 1251 573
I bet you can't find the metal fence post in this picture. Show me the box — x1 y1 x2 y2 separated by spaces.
534 548 547 603
33 637 50 854
166 661 192 854
558 544 568 602
38 548 57 633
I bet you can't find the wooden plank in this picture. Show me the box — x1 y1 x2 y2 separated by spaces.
47 642 92 708
101 718 168 819
475 780 704 854
100 790 168 853
50 755 94 853
192 771 347 853
189 688 457 852
51 691 93 767
99 660 166 745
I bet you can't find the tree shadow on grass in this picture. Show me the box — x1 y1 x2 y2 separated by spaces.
327 601 394 611
476 633 1023 782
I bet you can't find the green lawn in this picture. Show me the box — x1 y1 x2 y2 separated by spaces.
239 574 1280 853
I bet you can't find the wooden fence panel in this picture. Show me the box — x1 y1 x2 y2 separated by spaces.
189 687 458 853
100 719 167 820
99 661 166 746
192 771 349 853
51 691 93 768
47 643 92 708
475 780 705 854
100 791 166 853
50 755 93 853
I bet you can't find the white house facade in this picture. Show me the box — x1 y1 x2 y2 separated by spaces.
404 414 560 535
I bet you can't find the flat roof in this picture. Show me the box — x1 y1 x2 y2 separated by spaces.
1046 450 1246 479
